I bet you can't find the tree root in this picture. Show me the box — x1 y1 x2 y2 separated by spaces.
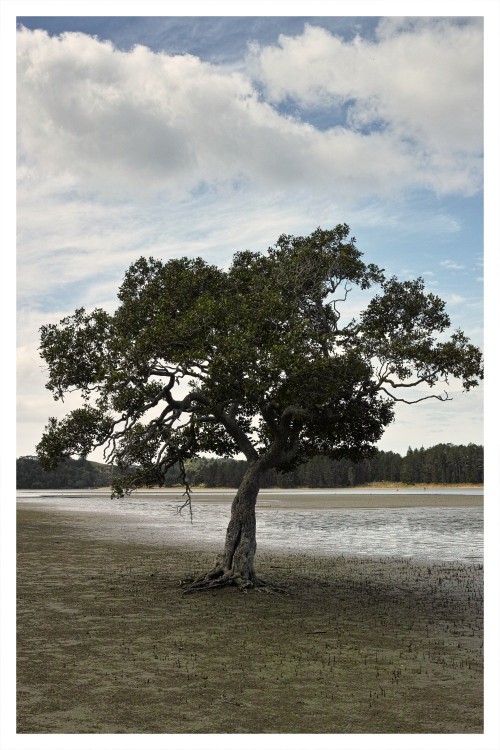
179 569 286 595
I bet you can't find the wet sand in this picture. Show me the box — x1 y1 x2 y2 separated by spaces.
26 487 484 511
17 506 483 734
241 492 481 510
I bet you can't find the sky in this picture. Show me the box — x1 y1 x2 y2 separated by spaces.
2 5 500 749
9 8 492 460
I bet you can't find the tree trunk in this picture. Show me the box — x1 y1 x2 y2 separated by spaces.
183 460 264 592
219 460 260 580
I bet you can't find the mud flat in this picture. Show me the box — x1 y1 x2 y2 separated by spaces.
21 486 483 510
254 491 482 510
17 507 483 734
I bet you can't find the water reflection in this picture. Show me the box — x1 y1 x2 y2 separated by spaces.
17 492 483 563
257 507 483 562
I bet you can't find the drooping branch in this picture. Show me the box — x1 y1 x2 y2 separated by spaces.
371 359 454 405
174 457 194 522
379 386 451 405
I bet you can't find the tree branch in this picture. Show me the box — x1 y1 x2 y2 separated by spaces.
216 407 258 461
379 386 451 404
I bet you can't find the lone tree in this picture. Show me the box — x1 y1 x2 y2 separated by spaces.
37 225 483 591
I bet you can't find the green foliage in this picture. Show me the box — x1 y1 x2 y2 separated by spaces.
39 308 113 401
16 455 114 489
399 443 483 485
183 444 483 488
37 409 114 470
18 443 483 490
36 225 483 495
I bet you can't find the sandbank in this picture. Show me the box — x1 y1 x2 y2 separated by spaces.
24 486 484 511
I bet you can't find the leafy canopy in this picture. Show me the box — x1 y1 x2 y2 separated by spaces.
37 225 483 495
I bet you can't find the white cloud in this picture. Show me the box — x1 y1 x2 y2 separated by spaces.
14 21 485 458
18 29 346 195
379 387 483 453
17 23 482 202
447 293 467 305
378 372 483 453
440 260 466 270
248 20 483 195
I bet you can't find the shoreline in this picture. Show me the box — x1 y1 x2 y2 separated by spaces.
20 481 483 492
17 506 483 734
17 488 484 511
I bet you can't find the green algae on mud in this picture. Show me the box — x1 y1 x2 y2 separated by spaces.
17 508 483 734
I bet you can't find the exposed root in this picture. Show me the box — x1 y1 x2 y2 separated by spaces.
179 568 286 595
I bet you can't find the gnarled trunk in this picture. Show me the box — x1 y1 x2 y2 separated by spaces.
183 460 264 592
218 460 260 579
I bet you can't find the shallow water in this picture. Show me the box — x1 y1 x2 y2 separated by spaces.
17 490 483 563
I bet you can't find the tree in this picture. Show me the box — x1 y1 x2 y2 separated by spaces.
16 455 114 489
36 225 483 591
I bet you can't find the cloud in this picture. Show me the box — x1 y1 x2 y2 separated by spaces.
17 29 343 194
378 371 483 453
17 23 482 201
440 260 466 270
248 19 483 195
14 21 484 457
447 293 467 304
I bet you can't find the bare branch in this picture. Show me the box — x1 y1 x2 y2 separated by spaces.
379 386 451 404
382 375 438 390
175 457 193 523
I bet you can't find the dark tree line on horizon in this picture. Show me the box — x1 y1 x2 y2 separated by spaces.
17 443 483 490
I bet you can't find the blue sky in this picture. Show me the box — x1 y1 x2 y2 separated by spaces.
12 11 488 458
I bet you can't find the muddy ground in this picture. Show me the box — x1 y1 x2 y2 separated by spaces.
17 507 483 734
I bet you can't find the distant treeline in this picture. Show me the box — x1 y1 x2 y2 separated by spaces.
16 457 115 490
17 443 483 489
